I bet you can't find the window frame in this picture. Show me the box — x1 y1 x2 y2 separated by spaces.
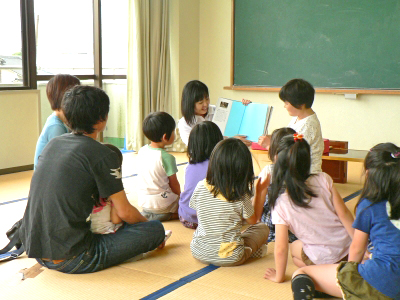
0 0 126 91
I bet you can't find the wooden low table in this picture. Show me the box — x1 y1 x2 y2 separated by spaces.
322 149 368 183
251 147 368 184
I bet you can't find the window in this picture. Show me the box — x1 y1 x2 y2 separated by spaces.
0 0 128 91
101 0 128 76
35 0 94 76
0 0 35 89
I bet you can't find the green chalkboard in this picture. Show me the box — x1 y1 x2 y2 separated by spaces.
233 0 400 90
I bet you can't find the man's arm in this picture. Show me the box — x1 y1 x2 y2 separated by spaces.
108 190 147 224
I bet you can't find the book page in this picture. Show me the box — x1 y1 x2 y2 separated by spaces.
238 103 270 142
212 98 233 135
224 101 246 137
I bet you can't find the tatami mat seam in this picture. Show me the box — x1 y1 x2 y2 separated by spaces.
141 265 219 300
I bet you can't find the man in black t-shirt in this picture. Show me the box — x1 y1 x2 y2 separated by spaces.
20 86 165 273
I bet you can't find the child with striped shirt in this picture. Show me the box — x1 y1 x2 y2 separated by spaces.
190 138 270 266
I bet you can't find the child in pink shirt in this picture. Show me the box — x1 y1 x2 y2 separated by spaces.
263 134 354 284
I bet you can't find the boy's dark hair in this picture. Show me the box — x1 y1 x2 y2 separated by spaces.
357 142 400 219
93 143 123 207
188 121 223 164
269 127 296 162
269 135 317 210
181 80 209 125
143 112 176 142
279 79 315 109
62 85 109 135
46 74 80 110
206 138 254 202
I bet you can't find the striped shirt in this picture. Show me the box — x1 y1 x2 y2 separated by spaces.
189 180 254 265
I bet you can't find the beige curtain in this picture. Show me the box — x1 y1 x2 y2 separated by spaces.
126 0 171 151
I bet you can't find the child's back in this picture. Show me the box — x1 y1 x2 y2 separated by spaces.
354 199 400 297
190 179 254 264
137 145 178 209
137 112 180 221
190 138 269 267
179 121 223 228
272 172 351 264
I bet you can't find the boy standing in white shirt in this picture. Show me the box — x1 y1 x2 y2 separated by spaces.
137 112 181 221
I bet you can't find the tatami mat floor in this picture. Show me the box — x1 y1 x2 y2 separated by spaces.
0 152 363 299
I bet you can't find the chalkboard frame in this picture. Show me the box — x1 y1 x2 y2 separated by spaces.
224 0 400 95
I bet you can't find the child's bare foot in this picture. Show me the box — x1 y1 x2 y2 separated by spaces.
158 230 172 249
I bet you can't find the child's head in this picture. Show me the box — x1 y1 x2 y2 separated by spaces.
104 143 123 168
181 80 210 125
62 85 109 135
46 74 80 111
269 134 317 209
269 127 296 162
358 142 400 219
206 138 254 202
188 121 223 164
279 79 315 110
143 112 176 143
93 143 123 207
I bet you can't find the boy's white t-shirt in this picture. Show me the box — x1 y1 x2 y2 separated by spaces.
177 105 216 146
137 145 179 211
287 113 324 174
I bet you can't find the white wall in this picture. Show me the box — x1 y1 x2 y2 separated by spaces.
199 0 400 150
0 90 40 169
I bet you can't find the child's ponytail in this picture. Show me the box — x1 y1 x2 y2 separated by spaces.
269 134 316 209
358 143 400 219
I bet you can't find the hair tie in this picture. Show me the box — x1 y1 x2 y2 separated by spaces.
391 151 400 158
293 133 304 141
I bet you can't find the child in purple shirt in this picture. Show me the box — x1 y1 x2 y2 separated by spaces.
178 121 223 229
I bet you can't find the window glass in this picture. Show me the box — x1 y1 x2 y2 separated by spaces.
34 0 94 75
101 0 128 75
0 0 24 87
102 79 127 148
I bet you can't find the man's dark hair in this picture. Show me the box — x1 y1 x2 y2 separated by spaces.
62 85 109 135
188 121 223 164
46 74 80 110
279 78 315 109
206 138 254 202
181 80 209 125
143 112 176 142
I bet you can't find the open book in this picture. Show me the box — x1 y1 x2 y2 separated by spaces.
212 98 273 142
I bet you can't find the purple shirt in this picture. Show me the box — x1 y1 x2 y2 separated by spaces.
178 160 209 223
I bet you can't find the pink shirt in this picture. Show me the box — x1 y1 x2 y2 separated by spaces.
271 172 351 264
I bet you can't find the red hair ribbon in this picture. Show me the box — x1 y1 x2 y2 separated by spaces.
293 133 304 141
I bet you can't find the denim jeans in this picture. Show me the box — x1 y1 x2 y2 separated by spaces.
36 220 165 274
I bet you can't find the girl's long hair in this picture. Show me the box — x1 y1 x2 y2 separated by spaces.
181 80 209 125
268 135 317 209
206 138 254 202
357 143 400 219
187 121 223 164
